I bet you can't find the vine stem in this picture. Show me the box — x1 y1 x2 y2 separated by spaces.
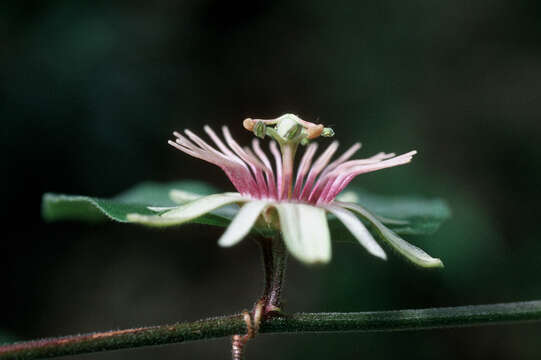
1 300 541 359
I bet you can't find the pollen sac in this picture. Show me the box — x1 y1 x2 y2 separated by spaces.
253 120 266 139
305 124 324 139
243 118 255 131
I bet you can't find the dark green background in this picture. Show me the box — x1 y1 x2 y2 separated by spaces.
2 1 541 359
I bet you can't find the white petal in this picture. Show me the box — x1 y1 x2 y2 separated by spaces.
147 206 178 212
324 204 386 260
218 201 268 247
333 194 410 226
127 193 246 227
335 190 359 203
169 189 203 204
337 201 443 268
161 193 245 220
126 213 185 226
276 203 331 264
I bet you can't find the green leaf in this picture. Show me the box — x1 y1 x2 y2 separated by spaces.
42 181 450 237
42 181 234 227
335 188 451 235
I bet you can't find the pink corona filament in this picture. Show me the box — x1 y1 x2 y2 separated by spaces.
168 126 416 205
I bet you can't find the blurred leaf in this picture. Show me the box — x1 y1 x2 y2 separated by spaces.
42 181 450 236
335 188 451 235
42 180 233 226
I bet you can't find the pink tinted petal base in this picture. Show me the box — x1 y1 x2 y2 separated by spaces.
300 141 339 201
293 143 318 198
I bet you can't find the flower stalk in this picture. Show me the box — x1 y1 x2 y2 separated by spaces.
257 236 288 315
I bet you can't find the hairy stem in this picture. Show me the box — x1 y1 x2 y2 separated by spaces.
2 300 541 359
258 236 288 314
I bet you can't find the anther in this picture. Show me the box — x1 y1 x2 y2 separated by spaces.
253 121 266 139
306 124 324 139
243 118 255 131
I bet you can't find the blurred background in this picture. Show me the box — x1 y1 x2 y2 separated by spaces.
2 1 541 359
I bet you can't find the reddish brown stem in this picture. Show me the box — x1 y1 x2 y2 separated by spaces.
257 236 288 315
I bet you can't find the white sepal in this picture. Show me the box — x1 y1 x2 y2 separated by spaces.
161 193 244 219
324 204 386 260
147 206 177 212
127 193 246 226
336 201 443 268
169 189 204 204
218 201 268 247
276 203 331 264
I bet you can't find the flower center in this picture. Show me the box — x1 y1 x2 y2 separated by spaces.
243 114 335 200
243 114 334 146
